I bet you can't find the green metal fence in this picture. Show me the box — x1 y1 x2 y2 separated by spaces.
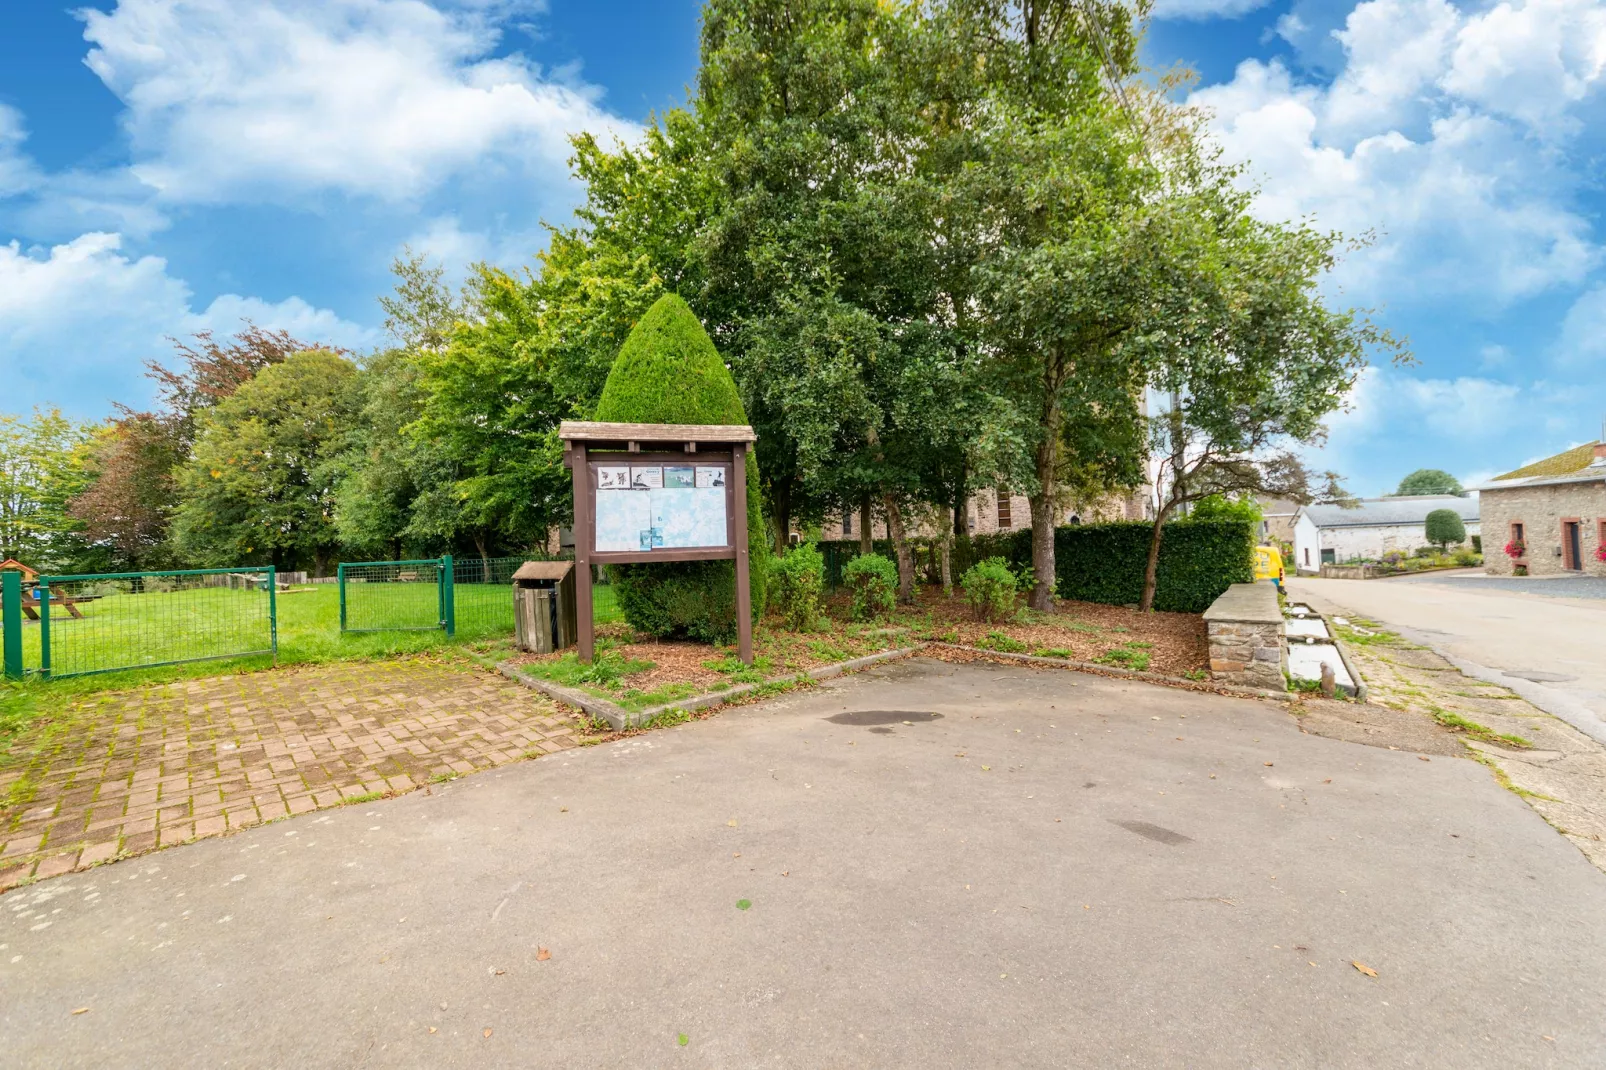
338 558 452 634
337 552 588 638
0 566 277 680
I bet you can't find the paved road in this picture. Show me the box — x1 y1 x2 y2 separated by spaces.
5 659 1606 1068
1289 573 1606 745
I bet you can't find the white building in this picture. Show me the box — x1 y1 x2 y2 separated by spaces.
1292 496 1481 573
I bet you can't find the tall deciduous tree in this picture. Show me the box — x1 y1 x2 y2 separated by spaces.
173 350 360 574
0 408 96 570
1394 468 1463 496
69 412 182 570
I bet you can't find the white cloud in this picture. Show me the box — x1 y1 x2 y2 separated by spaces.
1555 284 1606 366
0 104 41 198
1151 0 1274 19
1191 0 1606 306
0 232 375 415
79 0 638 205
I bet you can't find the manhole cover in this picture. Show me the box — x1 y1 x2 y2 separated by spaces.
826 710 944 726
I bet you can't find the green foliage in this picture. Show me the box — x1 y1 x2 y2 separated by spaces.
1425 508 1467 549
172 350 360 573
1189 494 1264 525
0 408 97 571
1395 469 1463 496
978 631 1028 653
961 557 1019 623
597 294 769 639
770 542 825 630
1054 520 1255 614
1097 646 1151 672
842 552 897 622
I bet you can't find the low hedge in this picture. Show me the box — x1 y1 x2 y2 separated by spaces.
816 518 1252 614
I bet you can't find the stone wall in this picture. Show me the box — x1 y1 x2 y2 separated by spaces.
1202 583 1286 692
1479 481 1606 577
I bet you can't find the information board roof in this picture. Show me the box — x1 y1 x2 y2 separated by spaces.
559 421 756 446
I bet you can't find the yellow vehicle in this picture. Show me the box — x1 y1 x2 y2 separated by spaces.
1253 544 1285 589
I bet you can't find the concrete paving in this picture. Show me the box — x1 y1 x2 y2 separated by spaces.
5 658 1606 1068
1290 573 1606 745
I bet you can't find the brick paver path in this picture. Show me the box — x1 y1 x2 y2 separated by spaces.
0 659 579 891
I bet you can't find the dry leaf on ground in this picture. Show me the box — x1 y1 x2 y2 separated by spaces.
1351 961 1378 977
536 947 551 961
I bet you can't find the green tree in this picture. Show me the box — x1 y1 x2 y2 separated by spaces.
0 408 96 570
1395 468 1463 496
594 293 767 640
173 350 360 574
1424 508 1466 550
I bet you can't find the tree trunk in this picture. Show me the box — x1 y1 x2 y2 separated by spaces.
953 466 970 538
882 491 916 603
858 495 873 554
940 533 952 597
473 531 490 573
771 473 793 555
1139 506 1172 613
1028 402 1060 611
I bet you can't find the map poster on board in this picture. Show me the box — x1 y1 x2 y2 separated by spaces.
592 461 730 553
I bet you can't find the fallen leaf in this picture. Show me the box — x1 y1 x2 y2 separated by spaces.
1308 961 1317 967
727 819 738 827
484 1028 493 1038
736 899 752 911
1418 756 1430 762
560 807 568 812
981 765 991 771
733 852 741 858
71 1007 89 1016
1264 762 1274 767
494 968 506 976
678 1034 689 1047
536 947 551 961
1352 961 1378 977
428 1027 437 1034
781 871 789 877
1323 778 1332 784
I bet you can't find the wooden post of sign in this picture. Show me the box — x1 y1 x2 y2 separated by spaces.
571 442 595 664
732 443 753 664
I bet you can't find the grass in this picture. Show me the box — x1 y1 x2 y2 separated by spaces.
0 582 624 748
1427 705 1532 748
1096 645 1151 673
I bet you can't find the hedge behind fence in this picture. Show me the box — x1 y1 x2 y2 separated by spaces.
816 518 1253 614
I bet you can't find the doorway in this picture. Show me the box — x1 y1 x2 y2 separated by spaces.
1562 520 1583 571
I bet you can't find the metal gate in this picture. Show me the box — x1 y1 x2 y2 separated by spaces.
338 558 454 635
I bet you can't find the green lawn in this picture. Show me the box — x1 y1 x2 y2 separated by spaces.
1 582 620 743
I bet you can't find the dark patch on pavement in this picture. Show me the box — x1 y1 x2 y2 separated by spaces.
1505 670 1578 683
1112 819 1193 846
827 710 944 726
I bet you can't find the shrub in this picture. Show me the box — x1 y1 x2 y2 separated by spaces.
770 542 825 630
1425 508 1467 550
842 553 897 622
1051 520 1254 614
1413 545 1436 559
961 557 1019 622
1471 535 1482 553
1453 550 1479 567
593 294 767 641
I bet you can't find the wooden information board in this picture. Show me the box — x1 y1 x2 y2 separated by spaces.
560 421 757 665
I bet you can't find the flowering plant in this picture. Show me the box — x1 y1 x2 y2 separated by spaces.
1596 543 1606 563
1503 539 1526 559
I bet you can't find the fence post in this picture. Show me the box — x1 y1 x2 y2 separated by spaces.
2 571 21 680
441 555 455 637
38 581 51 681
337 563 347 633
267 567 278 663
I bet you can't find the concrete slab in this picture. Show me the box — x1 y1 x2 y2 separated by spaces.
1285 617 1331 639
4 659 1605 1068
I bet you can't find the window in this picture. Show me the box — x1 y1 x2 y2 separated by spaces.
997 490 1012 529
1303 548 1310 566
1511 521 1525 548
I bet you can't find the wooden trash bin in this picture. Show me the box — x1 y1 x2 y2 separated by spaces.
512 561 577 654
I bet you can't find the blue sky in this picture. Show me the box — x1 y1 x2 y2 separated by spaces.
1 0 1604 496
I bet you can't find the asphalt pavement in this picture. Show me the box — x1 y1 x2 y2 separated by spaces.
5 658 1605 1068
1289 572 1606 745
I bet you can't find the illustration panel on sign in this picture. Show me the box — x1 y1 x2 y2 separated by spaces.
695 466 725 489
664 466 695 489
597 466 630 490
631 466 664 490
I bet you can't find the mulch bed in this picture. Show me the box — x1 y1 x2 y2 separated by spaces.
509 587 1208 708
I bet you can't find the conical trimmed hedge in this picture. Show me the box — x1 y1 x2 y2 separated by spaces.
594 294 767 641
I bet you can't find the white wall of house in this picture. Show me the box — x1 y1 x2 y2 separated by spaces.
1294 518 1481 571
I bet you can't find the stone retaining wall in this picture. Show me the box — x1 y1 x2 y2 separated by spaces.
1202 583 1286 692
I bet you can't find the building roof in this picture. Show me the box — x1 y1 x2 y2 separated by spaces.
0 558 39 580
1298 496 1479 529
1478 441 1606 492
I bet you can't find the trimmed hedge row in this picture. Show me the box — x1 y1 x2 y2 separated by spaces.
816 518 1254 614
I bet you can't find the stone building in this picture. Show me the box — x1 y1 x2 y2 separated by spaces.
1291 495 1480 573
1475 439 1606 577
